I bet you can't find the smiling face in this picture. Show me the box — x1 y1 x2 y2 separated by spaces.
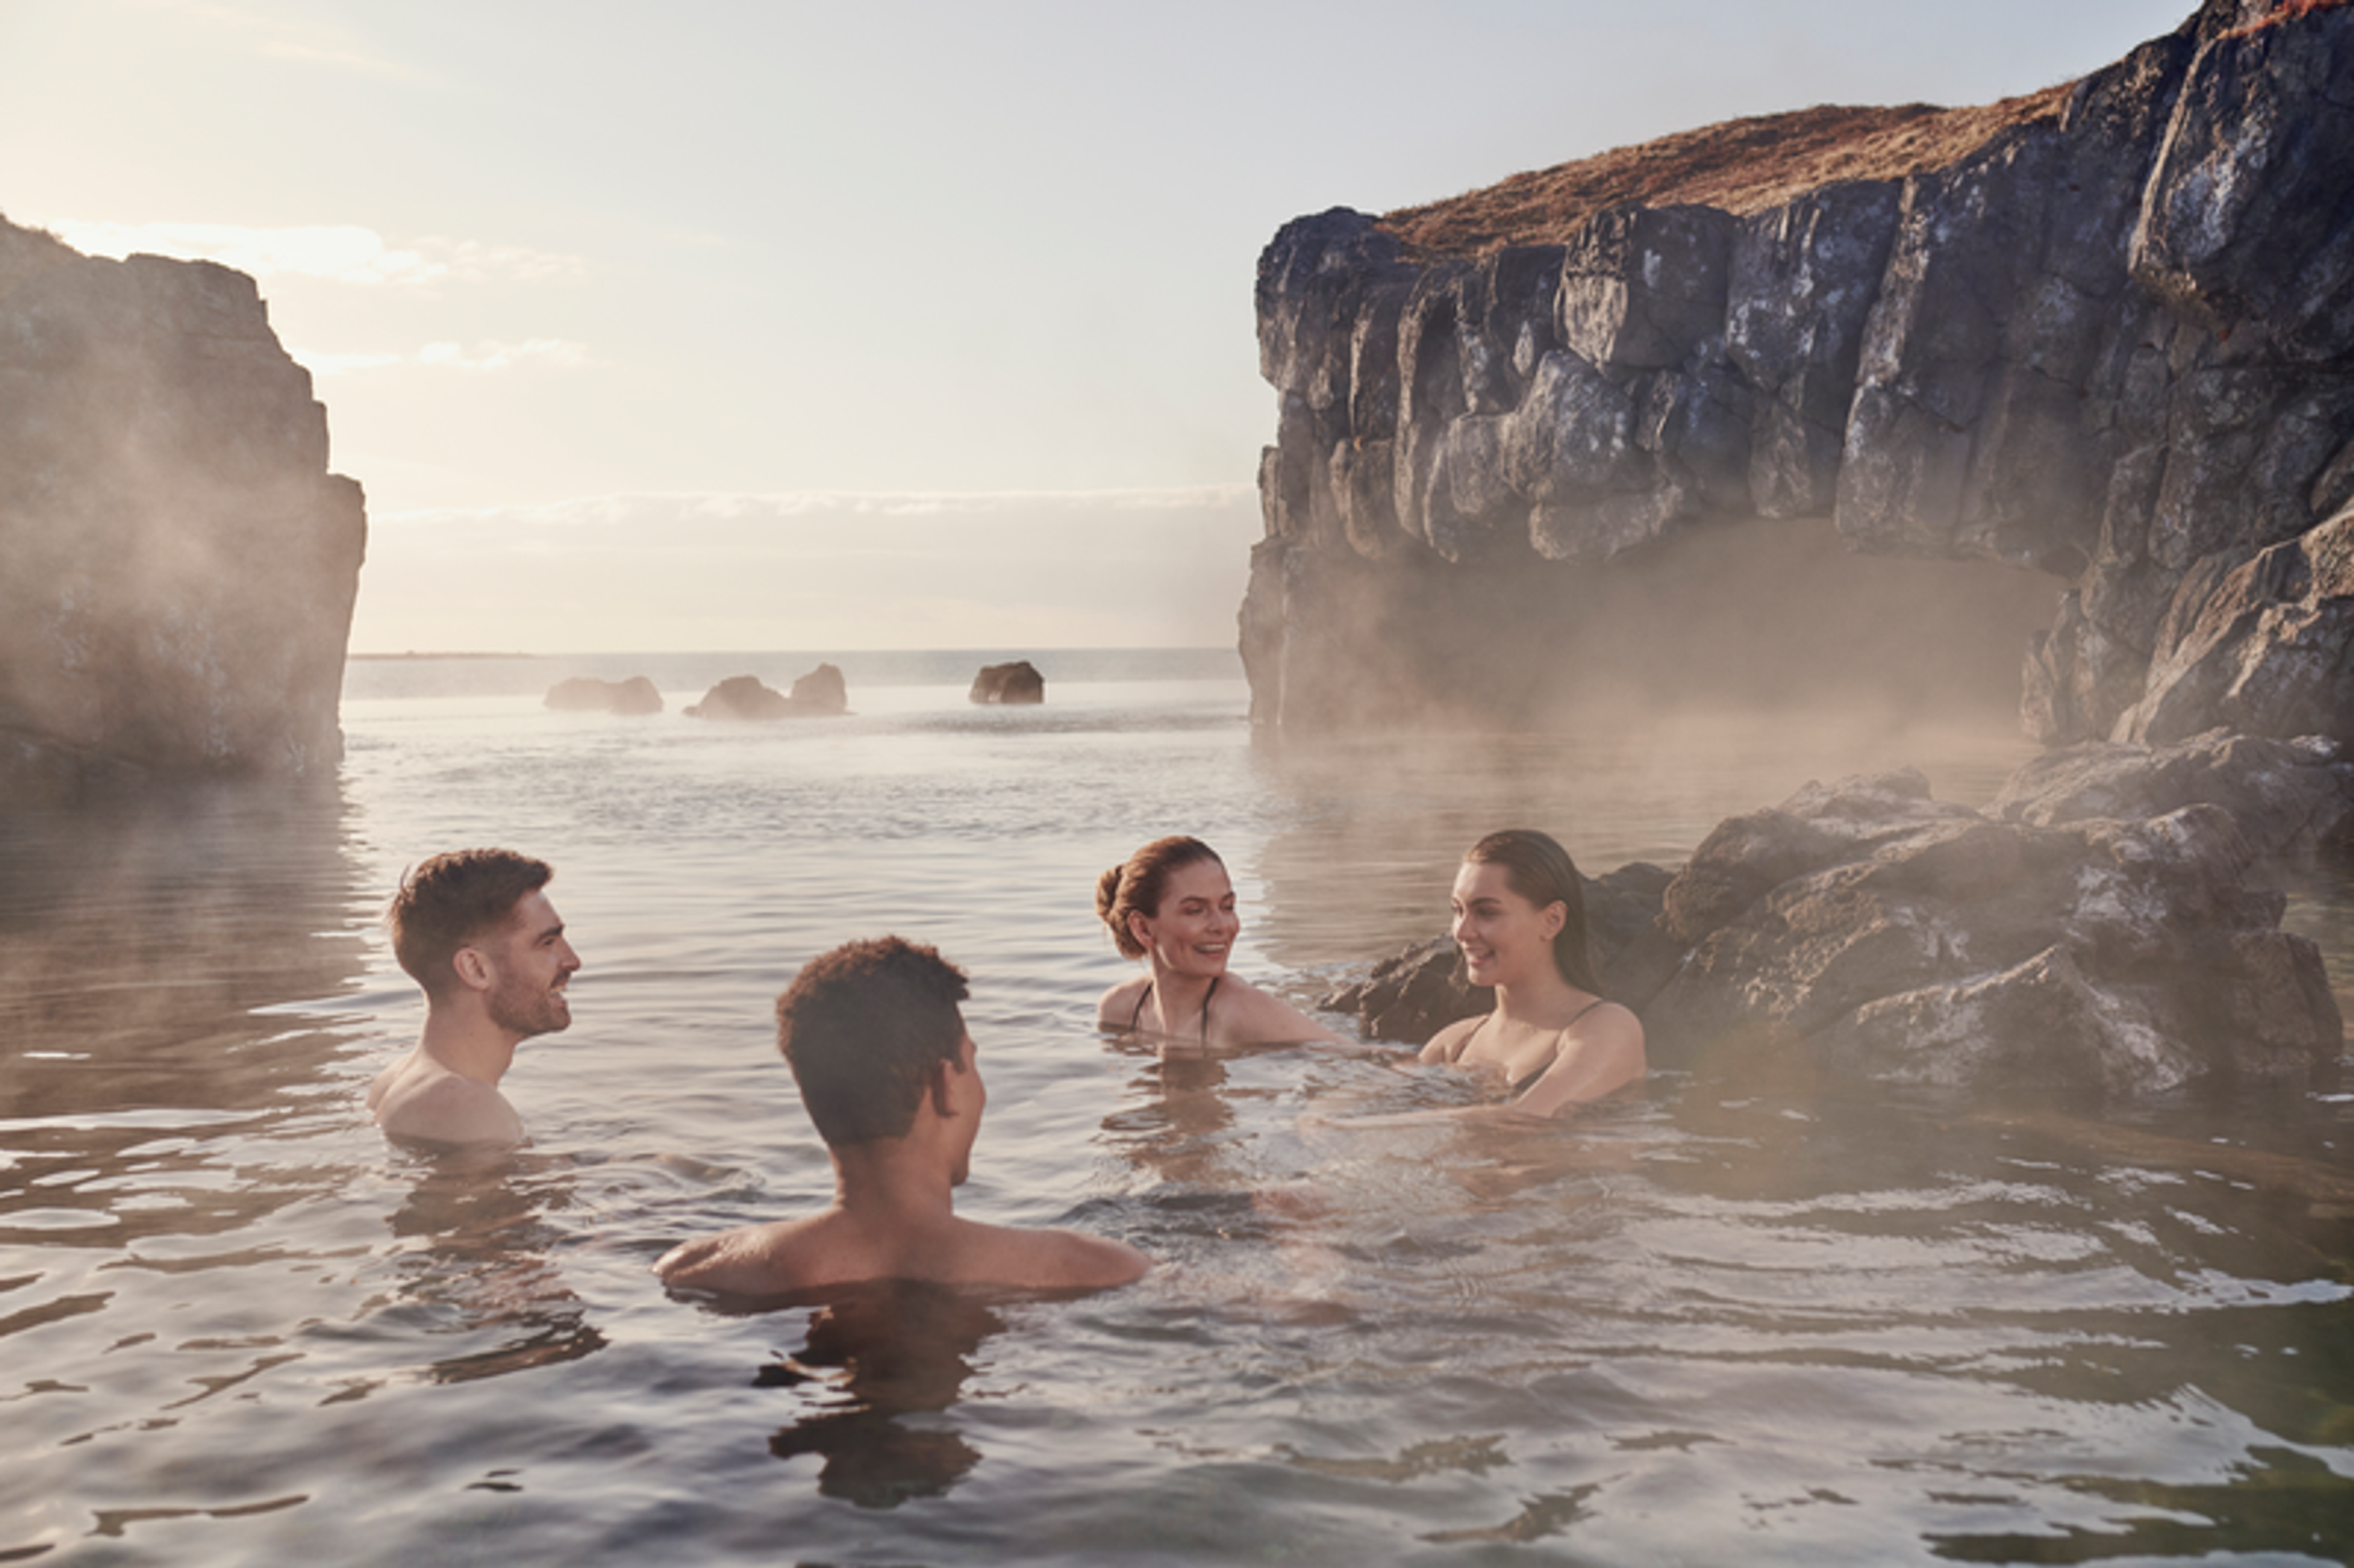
1128 856 1238 980
476 889 582 1039
1450 859 1564 990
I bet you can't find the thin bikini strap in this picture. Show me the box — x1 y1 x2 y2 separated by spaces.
1134 975 1221 1042
1512 997 1610 1096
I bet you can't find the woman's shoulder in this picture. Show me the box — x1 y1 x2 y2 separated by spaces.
1095 974 1149 1027
1568 997 1645 1048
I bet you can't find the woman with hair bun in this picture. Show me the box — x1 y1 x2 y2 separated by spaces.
1095 835 1331 1048
1422 828 1645 1114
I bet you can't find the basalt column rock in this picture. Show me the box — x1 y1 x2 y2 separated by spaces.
1247 0 2354 748
0 217 367 793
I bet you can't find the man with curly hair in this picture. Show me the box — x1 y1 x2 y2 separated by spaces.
655 935 1148 1295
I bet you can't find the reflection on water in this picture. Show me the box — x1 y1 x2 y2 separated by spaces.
384 1149 609 1385
0 784 375 1258
749 1282 1004 1507
0 783 371 1124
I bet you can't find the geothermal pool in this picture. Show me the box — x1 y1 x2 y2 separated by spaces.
2 649 2349 1564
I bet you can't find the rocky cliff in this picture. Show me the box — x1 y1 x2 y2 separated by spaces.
1249 0 2354 744
0 216 365 794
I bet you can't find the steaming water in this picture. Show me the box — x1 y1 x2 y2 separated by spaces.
4 648 2352 1566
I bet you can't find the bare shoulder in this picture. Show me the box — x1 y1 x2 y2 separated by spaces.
1575 1000 1646 1056
653 1219 815 1296
1096 975 1149 1029
1217 977 1339 1046
1515 1003 1648 1114
991 1224 1150 1291
657 1217 1146 1297
1420 1014 1485 1064
373 1065 524 1147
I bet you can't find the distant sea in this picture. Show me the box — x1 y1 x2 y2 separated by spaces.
4 644 2350 1564
343 645 1243 701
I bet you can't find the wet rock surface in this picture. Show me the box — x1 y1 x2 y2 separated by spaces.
1986 726 2354 864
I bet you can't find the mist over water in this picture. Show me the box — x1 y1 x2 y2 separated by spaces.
1251 514 2066 737
3 650 2349 1563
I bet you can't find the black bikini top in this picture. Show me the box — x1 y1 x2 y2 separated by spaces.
1131 974 1220 1045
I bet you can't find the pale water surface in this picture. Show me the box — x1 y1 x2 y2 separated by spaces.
3 649 2351 1565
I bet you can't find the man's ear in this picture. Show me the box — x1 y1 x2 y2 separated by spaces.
451 945 494 994
928 1037 973 1118
928 1057 958 1119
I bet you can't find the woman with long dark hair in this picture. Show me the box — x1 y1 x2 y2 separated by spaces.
1420 829 1646 1113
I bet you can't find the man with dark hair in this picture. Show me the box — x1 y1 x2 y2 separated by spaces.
655 936 1148 1295
368 848 581 1146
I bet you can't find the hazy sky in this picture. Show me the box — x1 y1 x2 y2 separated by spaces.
2 0 2195 652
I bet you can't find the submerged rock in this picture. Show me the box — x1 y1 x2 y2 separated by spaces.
969 660 1045 704
685 663 848 720
545 676 663 715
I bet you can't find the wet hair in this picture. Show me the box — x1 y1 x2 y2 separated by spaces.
776 936 971 1147
388 849 553 999
1463 829 1604 995
1095 836 1224 960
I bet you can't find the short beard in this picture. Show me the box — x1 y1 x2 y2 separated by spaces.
487 977 569 1039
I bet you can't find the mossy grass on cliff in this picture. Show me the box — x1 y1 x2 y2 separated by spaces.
1380 92 2070 259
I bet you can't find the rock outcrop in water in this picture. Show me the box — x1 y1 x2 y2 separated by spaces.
1248 0 2354 745
1330 731 2350 1098
545 676 664 715
969 660 1045 705
0 216 366 794
685 664 848 720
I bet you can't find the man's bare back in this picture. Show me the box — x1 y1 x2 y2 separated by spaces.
653 937 1149 1301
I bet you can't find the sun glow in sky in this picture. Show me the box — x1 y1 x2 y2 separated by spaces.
1 0 2195 652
